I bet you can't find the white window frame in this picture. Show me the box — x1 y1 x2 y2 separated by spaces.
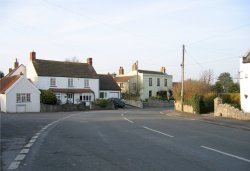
68 78 73 87
16 93 31 103
50 78 56 87
84 79 89 88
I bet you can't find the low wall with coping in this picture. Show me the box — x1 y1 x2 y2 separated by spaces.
175 101 194 114
41 103 86 112
125 100 143 108
214 97 250 120
148 99 174 108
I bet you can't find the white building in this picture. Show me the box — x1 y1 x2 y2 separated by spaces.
240 49 250 113
0 75 40 113
114 63 173 100
26 52 99 105
6 59 26 77
99 74 121 99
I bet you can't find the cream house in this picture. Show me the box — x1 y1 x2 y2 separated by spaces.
114 63 173 100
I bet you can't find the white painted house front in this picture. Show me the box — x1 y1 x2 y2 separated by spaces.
26 52 99 105
115 63 173 100
240 49 250 113
0 75 40 113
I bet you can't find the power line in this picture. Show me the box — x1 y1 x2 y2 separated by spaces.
186 23 250 46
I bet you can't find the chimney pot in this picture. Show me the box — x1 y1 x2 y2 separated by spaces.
119 66 124 75
160 67 166 74
132 63 138 71
87 58 93 66
30 51 36 61
14 58 19 69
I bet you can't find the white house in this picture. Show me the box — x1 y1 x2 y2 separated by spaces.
6 59 26 77
0 75 40 113
114 63 173 100
26 51 100 105
240 49 250 113
99 74 121 99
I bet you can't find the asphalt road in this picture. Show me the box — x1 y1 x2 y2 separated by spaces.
1 109 250 171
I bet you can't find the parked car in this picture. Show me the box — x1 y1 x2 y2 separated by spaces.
109 98 125 108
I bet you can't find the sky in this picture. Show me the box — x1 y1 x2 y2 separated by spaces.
0 0 249 82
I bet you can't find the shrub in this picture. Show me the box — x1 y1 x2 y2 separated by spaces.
40 90 57 105
219 93 240 109
94 99 110 108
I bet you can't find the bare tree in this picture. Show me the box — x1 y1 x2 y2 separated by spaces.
65 56 81 63
200 69 214 85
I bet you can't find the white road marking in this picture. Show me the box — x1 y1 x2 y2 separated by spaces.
8 161 20 170
15 154 26 161
20 149 29 154
31 135 38 139
123 117 134 123
201 145 250 163
143 126 174 138
25 143 33 148
29 139 36 143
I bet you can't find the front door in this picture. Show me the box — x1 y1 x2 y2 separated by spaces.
67 93 74 104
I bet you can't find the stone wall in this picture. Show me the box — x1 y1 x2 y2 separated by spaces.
125 100 143 108
90 103 115 110
175 101 195 114
214 97 250 120
148 99 174 108
41 103 86 112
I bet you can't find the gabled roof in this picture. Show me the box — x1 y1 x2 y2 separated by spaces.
114 76 134 83
138 69 166 75
5 64 26 77
99 74 121 91
0 75 21 94
32 59 98 78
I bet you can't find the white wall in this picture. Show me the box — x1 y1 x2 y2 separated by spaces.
99 91 120 99
5 76 40 113
0 94 7 112
36 76 99 98
9 65 26 76
26 61 38 85
240 61 250 113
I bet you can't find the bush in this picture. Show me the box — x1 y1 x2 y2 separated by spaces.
40 90 57 105
94 99 110 108
219 93 240 109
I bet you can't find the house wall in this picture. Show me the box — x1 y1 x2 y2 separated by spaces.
99 91 121 99
5 77 40 113
0 94 7 112
240 61 250 113
26 61 39 85
141 74 173 100
9 65 26 76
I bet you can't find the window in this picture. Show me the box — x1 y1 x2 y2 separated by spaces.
84 79 89 87
157 78 160 86
16 93 31 103
50 78 56 87
132 83 136 91
68 78 73 87
164 79 168 87
149 78 152 86
149 90 152 98
120 83 124 88
100 92 107 99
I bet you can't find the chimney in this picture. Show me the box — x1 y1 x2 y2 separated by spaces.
30 51 36 61
87 58 92 66
160 67 166 74
119 66 124 75
9 68 13 73
14 58 19 69
132 63 138 71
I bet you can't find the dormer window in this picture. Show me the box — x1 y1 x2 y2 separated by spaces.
68 78 73 87
50 78 56 87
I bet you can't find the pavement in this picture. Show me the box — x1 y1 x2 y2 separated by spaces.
161 110 250 131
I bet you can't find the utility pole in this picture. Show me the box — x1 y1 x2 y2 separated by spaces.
181 44 185 112
136 60 139 95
